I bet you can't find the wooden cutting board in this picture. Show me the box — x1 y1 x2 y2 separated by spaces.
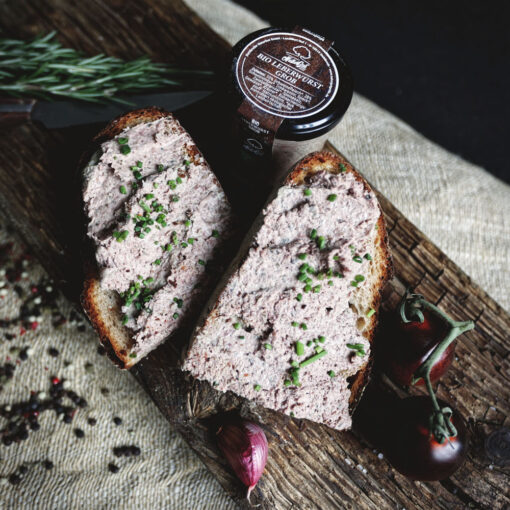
0 1 508 508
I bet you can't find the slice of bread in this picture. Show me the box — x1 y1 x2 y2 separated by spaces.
81 108 233 368
183 151 391 430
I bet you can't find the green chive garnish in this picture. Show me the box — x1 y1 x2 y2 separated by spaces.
176 177 182 184
328 370 336 378
318 336 326 343
339 163 347 172
354 274 365 282
118 137 128 145
304 284 312 292
284 380 291 387
295 341 305 356
347 343 366 356
212 229 219 238
264 343 273 350
157 164 164 172
297 253 307 260
353 255 363 263
292 321 298 327
120 145 131 155
300 323 307 330
300 350 327 368
184 220 191 227
317 236 327 250
172 196 179 202
153 259 161 265
233 322 241 330
239 336 245 340
254 384 261 391
121 315 128 325
304 188 312 196
137 161 143 168
296 294 303 302
310 229 317 240
198 259 205 266
366 308 376 318
133 170 142 180
119 185 127 194
173 313 179 320
313 285 321 293
364 253 372 261
327 194 337 202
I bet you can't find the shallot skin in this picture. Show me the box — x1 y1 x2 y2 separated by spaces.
217 420 268 499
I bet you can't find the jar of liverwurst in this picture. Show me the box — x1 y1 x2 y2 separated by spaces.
230 26 353 184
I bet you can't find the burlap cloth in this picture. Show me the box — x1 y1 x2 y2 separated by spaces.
0 1 507 508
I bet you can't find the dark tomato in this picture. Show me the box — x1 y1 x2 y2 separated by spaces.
384 396 468 481
383 309 454 386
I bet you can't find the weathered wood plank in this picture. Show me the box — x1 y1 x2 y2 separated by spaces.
0 2 508 509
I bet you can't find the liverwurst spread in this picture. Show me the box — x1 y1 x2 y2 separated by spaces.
83 117 232 359
183 169 380 430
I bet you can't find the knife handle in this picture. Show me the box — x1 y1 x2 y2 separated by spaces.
0 97 35 128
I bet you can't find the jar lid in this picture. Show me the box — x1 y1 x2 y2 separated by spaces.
231 27 353 141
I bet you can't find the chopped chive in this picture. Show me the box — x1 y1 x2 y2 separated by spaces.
153 182 159 189
300 350 327 368
118 137 128 145
129 352 137 358
120 145 131 155
172 196 180 202
239 336 245 340
167 180 176 189
264 343 273 350
354 274 365 282
212 229 219 238
366 308 376 318
327 194 337 202
300 323 307 330
298 273 307 282
254 384 261 392
291 361 300 368
291 321 298 327
364 253 372 261
173 313 179 320
296 293 303 302
347 343 366 356
333 255 340 261
284 380 291 387
180 242 188 248
119 185 127 194
315 346 324 354
304 188 312 196
198 259 205 266
157 164 164 172
184 219 191 227
144 193 154 200
310 229 317 240
353 255 363 263
313 285 321 293
136 161 143 168
328 370 336 378
328 280 334 286
290 367 300 386
318 336 326 343
233 322 241 330
305 277 313 285
307 341 313 347
144 277 154 284
133 170 142 180
351 281 358 287
187 238 195 245
317 236 327 250
121 315 128 325
176 176 182 184
297 253 307 260
183 160 190 167
153 259 161 265
295 341 305 356
339 163 347 172
335 272 344 278
164 243 172 251
304 284 312 293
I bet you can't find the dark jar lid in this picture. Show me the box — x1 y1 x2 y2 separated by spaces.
231 27 353 141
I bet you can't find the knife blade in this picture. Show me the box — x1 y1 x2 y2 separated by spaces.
0 90 213 129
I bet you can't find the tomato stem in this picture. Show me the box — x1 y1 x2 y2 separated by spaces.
400 291 474 443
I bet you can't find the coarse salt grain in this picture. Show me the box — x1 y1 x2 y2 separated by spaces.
344 458 352 466
34 297 42 305
26 348 35 356
377 453 384 459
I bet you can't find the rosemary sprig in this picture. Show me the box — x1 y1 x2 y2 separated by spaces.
0 32 214 103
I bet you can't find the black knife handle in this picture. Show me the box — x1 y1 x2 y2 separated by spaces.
0 97 35 129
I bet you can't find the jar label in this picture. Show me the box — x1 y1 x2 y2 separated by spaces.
235 28 338 118
234 27 337 175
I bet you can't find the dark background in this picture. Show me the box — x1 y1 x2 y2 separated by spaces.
234 0 509 183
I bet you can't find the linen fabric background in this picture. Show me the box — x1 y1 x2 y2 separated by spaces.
0 1 507 508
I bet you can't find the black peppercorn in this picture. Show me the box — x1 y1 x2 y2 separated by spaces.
108 463 119 473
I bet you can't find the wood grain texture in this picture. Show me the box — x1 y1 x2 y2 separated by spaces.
0 2 508 509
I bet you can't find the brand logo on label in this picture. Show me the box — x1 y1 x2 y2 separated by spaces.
281 45 312 71
245 138 263 151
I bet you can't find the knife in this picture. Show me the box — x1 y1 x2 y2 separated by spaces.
0 90 213 129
